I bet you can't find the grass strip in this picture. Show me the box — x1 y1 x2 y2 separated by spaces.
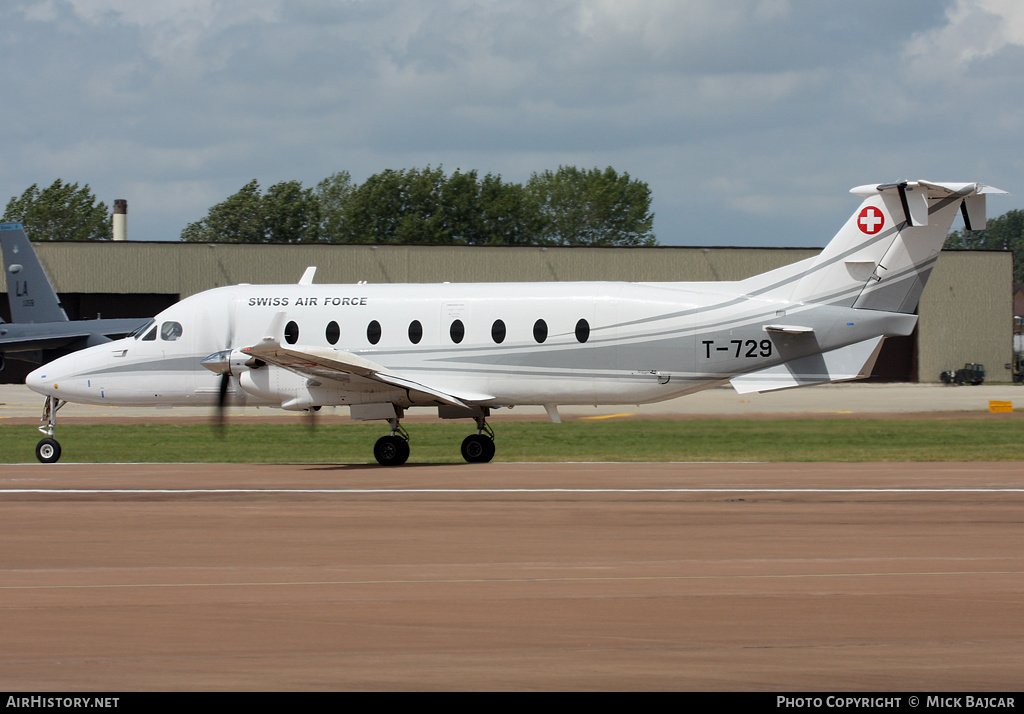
2 417 1021 463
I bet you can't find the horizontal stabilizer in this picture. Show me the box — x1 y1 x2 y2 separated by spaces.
876 182 929 227
729 336 884 394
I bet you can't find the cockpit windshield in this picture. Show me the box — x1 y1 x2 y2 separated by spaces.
131 319 156 339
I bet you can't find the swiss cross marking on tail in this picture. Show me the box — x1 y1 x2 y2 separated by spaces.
857 206 884 235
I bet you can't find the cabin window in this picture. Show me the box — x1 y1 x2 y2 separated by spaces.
491 319 506 344
284 321 299 345
575 318 590 343
450 319 465 344
160 321 182 341
367 320 382 345
533 319 548 344
325 321 340 345
408 320 423 344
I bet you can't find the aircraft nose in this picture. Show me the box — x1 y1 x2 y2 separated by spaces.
25 354 80 398
25 364 60 397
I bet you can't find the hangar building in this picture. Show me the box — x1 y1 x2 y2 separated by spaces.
0 241 1012 385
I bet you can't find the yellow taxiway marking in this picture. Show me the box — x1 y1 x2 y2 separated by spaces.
579 413 637 420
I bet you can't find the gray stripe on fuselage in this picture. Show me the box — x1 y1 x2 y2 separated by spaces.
49 356 202 379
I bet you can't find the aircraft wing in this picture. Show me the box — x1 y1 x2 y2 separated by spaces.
0 318 148 356
0 329 95 354
241 337 481 408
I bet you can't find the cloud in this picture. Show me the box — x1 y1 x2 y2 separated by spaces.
906 0 1024 68
0 1 1019 246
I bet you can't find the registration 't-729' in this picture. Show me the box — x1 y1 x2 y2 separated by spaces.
702 339 773 359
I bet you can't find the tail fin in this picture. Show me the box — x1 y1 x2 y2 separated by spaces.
1 223 69 324
789 181 1007 313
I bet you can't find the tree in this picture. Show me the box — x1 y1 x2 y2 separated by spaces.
526 166 656 247
437 168 484 244
182 180 265 243
4 179 111 241
945 209 1024 282
476 173 544 246
182 166 660 246
183 179 325 243
262 180 322 243
341 167 453 244
316 172 355 241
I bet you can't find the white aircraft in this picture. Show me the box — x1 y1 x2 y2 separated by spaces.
25 181 1004 465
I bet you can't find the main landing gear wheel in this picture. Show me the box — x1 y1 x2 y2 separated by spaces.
461 433 495 463
36 438 61 464
374 435 410 466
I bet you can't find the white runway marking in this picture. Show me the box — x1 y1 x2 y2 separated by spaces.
2 488 1023 495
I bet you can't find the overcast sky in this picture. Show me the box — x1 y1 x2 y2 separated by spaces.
1 0 1021 247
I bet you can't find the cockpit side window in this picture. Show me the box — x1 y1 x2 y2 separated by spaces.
141 324 158 341
160 321 183 341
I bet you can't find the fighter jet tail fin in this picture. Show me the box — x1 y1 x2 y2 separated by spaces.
1 224 69 324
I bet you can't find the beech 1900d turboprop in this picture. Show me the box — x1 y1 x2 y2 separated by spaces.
25 181 1005 464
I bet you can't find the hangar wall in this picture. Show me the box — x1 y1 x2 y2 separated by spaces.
8 242 819 295
917 251 1014 384
1 242 1013 383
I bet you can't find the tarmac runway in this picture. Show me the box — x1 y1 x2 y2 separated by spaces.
2 461 1023 691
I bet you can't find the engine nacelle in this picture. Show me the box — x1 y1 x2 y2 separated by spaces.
200 349 261 377
238 364 407 410
239 366 318 409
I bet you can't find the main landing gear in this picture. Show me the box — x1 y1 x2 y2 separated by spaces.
460 418 495 464
373 420 410 467
366 408 496 466
35 396 65 463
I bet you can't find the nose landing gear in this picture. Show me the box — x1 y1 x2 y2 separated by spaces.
36 396 65 463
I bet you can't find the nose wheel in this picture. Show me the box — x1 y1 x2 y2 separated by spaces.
36 396 65 463
36 438 61 464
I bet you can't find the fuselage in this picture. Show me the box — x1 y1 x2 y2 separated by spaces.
25 278 916 411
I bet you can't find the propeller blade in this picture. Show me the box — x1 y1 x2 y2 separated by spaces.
304 405 319 432
214 373 230 435
213 306 236 435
